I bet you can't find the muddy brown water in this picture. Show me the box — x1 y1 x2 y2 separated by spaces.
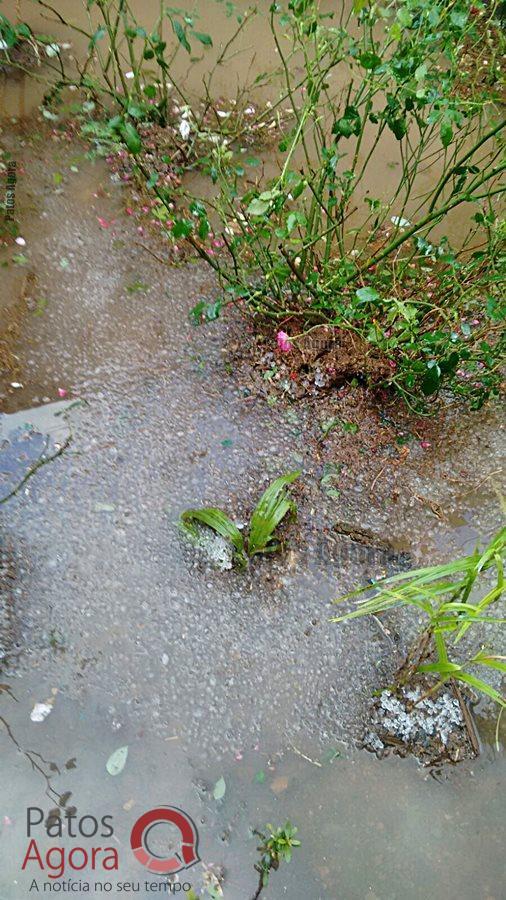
1 0 482 246
1 8 505 900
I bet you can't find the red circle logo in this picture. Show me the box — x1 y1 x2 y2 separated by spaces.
130 806 200 875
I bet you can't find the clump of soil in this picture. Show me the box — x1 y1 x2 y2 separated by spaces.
229 322 392 401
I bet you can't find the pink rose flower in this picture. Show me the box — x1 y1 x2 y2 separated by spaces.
276 330 293 352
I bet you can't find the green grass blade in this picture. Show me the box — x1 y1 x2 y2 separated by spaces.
472 652 506 674
180 507 246 562
333 557 479 604
419 661 462 675
248 471 300 556
454 672 506 707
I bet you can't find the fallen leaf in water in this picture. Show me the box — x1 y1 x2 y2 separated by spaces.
213 776 226 800
321 748 341 764
30 702 53 723
270 775 289 794
126 280 149 293
106 746 128 776
94 502 116 513
34 298 48 317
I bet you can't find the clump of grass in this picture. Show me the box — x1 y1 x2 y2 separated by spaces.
251 821 300 900
333 527 506 709
180 471 300 568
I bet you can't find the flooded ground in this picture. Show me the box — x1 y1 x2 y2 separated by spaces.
0 9 505 898
1 673 504 900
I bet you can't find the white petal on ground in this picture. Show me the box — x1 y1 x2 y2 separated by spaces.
30 702 53 722
179 119 191 140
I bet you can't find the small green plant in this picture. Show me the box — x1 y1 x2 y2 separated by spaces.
333 527 506 708
180 471 300 568
252 821 300 900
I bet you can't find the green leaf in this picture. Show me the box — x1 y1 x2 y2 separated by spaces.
126 280 148 293
180 507 247 565
213 776 226 800
12 253 28 266
359 51 381 70
106 746 128 776
440 121 453 149
454 672 505 706
473 653 506 674
172 218 193 238
89 26 106 49
450 9 468 29
332 105 361 139
173 19 191 53
192 31 213 46
246 197 270 216
387 117 407 141
353 0 369 12
248 471 300 556
121 122 142 155
341 421 359 434
356 286 379 304
421 363 440 395
127 104 144 119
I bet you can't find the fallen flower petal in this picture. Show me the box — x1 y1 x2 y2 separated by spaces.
179 119 191 141
276 330 293 352
30 702 53 723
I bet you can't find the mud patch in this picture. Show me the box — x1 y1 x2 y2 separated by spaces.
229 321 392 401
0 271 37 396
